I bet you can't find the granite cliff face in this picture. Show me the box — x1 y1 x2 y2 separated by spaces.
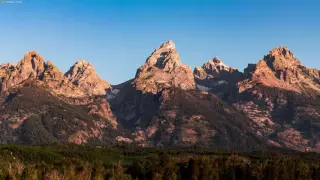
194 56 243 100
134 40 195 94
0 51 45 91
65 60 111 96
233 47 320 151
239 46 320 95
0 51 111 98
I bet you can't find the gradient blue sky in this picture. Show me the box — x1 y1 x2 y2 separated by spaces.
0 0 319 84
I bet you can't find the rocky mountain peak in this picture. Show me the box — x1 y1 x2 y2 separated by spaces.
0 63 15 83
264 46 301 71
16 51 46 79
134 40 195 94
155 40 175 51
0 51 46 91
202 56 233 73
197 57 238 79
269 46 293 57
0 52 111 97
193 66 207 79
0 62 15 70
212 56 222 63
65 60 97 84
239 46 320 96
194 56 243 98
142 40 181 71
75 60 91 68
65 60 111 96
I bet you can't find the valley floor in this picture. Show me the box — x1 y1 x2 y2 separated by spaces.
0 144 319 180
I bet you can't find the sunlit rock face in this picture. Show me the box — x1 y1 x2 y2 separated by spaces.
0 51 46 91
134 40 195 94
194 56 243 100
238 46 320 95
234 46 320 152
0 51 112 97
65 60 111 96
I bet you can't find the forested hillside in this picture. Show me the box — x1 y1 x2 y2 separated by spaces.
0 144 319 180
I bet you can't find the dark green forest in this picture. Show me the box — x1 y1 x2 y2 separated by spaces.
0 144 319 180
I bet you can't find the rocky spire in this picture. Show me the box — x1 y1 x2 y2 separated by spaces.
264 46 302 71
134 40 195 94
0 51 47 91
16 51 46 79
0 62 15 76
238 46 320 95
200 56 237 78
0 51 111 97
138 40 181 73
194 56 243 98
65 60 111 96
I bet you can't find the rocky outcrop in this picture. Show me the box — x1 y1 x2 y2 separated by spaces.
0 51 112 98
233 46 320 151
65 60 111 96
109 41 196 128
134 40 195 94
194 56 243 99
0 51 46 91
194 56 238 78
238 46 320 96
41 61 85 97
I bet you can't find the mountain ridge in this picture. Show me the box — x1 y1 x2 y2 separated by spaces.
0 41 319 151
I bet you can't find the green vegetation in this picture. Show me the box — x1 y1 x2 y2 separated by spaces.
0 144 319 180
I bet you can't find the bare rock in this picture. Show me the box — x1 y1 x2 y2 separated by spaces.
0 51 46 91
134 40 195 94
238 46 320 96
65 60 111 96
194 56 243 100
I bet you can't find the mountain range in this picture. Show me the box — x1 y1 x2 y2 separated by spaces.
0 40 319 152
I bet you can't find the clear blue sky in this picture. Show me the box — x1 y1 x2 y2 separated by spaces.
0 0 319 84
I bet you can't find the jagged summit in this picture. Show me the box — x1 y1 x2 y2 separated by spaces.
0 62 14 69
16 51 46 79
202 56 232 73
65 60 92 79
154 40 175 51
263 46 302 71
212 56 222 63
19 51 45 69
65 60 111 96
269 46 294 57
194 56 243 98
204 56 227 68
239 46 320 95
74 60 91 67
0 51 111 97
194 56 238 80
23 50 44 58
141 40 181 72
134 40 195 93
